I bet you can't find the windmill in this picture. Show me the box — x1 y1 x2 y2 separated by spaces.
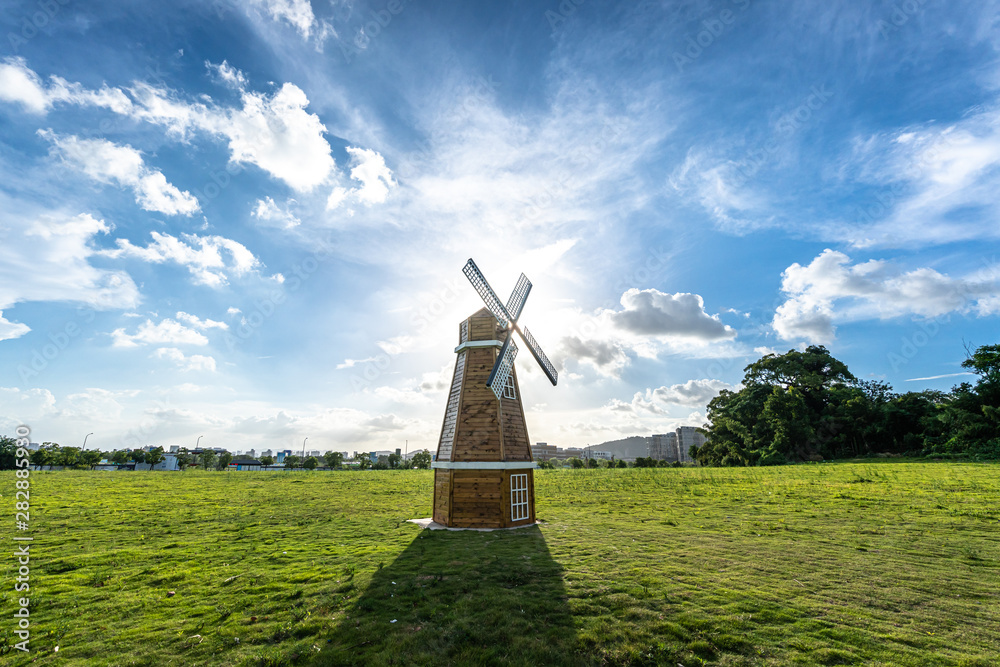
431 259 558 528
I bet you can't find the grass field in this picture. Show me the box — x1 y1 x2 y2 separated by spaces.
2 461 999 666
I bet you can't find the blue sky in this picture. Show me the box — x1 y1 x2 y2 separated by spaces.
1 0 998 454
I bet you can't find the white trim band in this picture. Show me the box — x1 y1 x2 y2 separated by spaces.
454 339 503 353
432 461 537 470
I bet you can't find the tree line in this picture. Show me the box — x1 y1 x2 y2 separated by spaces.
692 342 1000 466
0 443 434 471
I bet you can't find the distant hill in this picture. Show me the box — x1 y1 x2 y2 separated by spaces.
587 435 650 459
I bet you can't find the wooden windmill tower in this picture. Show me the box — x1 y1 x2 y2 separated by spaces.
432 259 559 528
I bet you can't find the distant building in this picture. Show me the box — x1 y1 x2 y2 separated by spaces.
675 426 704 463
562 447 585 459
588 450 613 461
531 442 557 461
229 458 263 471
152 453 180 471
262 449 273 458
649 433 679 462
650 427 704 463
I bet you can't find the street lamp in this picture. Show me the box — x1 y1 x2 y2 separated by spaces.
83 433 93 450
196 435 204 449
302 437 308 459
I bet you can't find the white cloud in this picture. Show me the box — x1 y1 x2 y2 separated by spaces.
206 60 247 89
40 132 200 216
175 311 228 330
251 196 300 229
773 249 1000 344
326 147 396 210
0 60 335 192
0 311 30 341
111 318 209 347
609 288 736 341
154 347 217 372
0 210 139 312
225 83 335 192
558 334 630 376
346 147 395 205
247 0 316 39
609 379 736 415
838 105 1000 247
0 57 132 115
100 231 264 287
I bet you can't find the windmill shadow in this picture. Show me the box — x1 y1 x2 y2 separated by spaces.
316 525 577 666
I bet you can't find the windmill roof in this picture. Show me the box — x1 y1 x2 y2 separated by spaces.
470 307 495 319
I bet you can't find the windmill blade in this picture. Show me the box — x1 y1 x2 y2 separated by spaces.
518 325 558 386
462 259 511 327
505 273 532 322
487 336 518 401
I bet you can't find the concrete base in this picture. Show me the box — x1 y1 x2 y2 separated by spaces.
407 517 539 532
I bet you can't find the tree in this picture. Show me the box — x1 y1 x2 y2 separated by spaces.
130 448 147 468
31 444 57 467
387 452 401 469
58 446 81 468
538 460 555 469
199 450 216 470
217 451 233 470
146 446 165 470
303 456 319 470
80 449 102 469
0 436 17 470
259 455 274 467
567 457 584 469
111 449 129 465
411 450 432 469
356 452 372 470
284 454 300 468
586 458 599 468
615 459 628 468
176 450 192 470
323 451 344 468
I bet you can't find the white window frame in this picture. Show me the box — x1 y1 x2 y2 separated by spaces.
502 372 517 400
510 473 529 521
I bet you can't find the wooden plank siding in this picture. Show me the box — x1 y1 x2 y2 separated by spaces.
432 309 538 528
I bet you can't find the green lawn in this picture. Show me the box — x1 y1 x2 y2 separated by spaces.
2 462 999 665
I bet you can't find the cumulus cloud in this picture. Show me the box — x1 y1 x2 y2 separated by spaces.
40 131 199 215
0 60 336 192
111 318 209 347
175 311 228 330
154 347 217 372
610 288 736 340
0 57 132 115
0 311 30 341
326 146 396 210
609 379 736 415
0 211 139 312
100 231 265 287
251 196 300 229
559 335 629 376
773 249 1000 343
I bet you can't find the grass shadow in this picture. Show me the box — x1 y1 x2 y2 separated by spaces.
314 524 577 666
